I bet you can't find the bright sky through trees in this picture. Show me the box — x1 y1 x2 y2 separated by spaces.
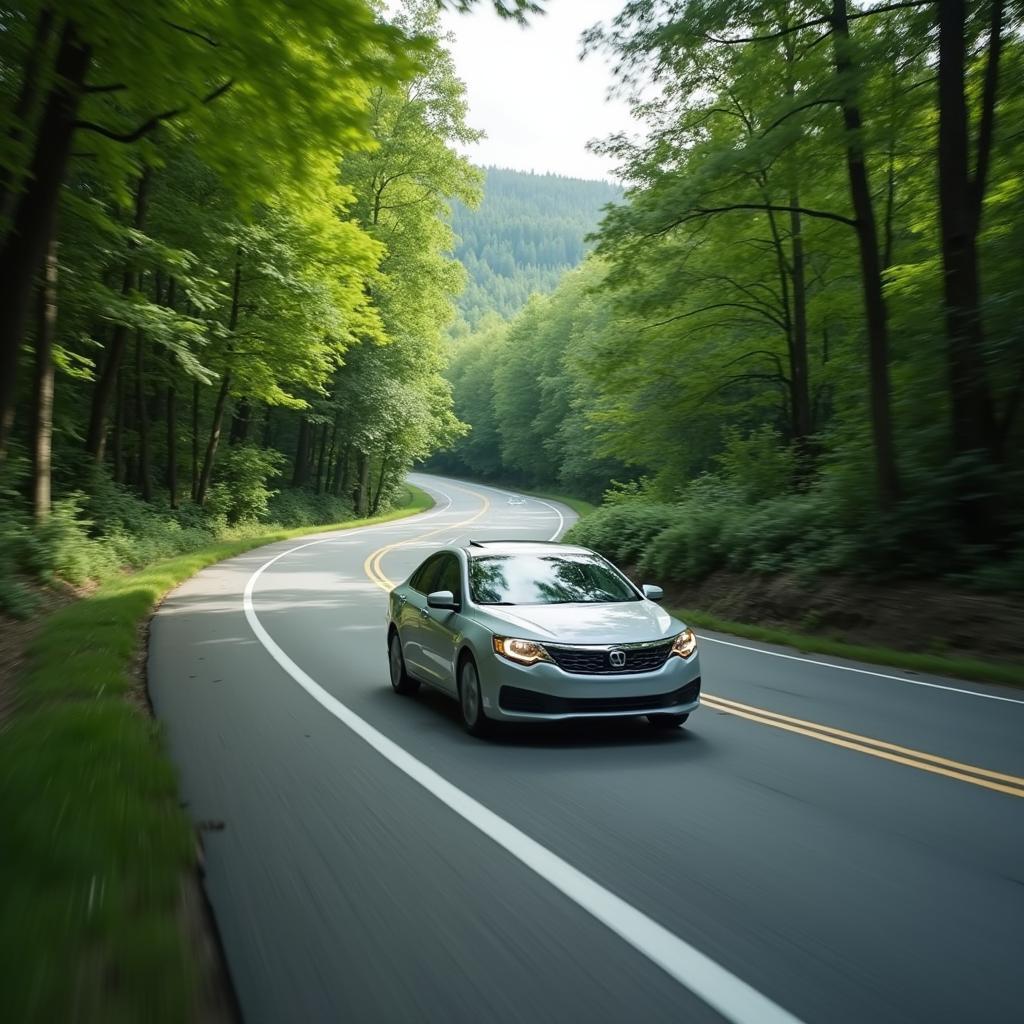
439 0 631 180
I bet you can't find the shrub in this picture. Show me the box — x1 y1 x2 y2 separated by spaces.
204 444 286 524
0 457 361 612
24 496 119 586
714 425 796 501
564 501 679 565
266 488 354 527
640 502 733 583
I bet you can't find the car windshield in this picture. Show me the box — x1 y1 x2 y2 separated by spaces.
469 553 639 605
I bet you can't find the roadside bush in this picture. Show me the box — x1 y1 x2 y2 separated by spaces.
24 496 119 586
564 501 678 565
266 488 354 527
0 454 365 615
721 490 847 577
0 469 36 616
714 426 796 501
639 501 733 582
204 444 286 524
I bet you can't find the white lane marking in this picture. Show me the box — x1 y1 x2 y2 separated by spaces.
535 495 566 540
423 477 567 540
699 635 1024 706
242 507 803 1024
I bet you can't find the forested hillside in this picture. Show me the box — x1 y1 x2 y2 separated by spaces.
434 0 1024 593
0 0 489 615
451 167 620 327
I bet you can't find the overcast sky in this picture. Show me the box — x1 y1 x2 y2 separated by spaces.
438 1 633 182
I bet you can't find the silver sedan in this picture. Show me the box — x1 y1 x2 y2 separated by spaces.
386 540 701 736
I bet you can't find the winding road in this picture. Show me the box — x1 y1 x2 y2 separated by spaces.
149 473 1024 1024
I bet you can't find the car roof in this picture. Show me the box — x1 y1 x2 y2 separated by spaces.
465 539 594 558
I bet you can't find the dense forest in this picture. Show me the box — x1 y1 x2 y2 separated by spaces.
435 0 1024 592
0 0 524 614
451 167 621 327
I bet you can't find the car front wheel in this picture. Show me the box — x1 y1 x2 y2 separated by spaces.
647 712 689 729
389 631 420 695
459 656 491 737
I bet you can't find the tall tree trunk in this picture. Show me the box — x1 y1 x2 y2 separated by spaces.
262 406 274 447
135 330 152 500
314 423 328 493
353 450 370 516
191 380 200 501
307 422 320 483
0 6 56 220
831 0 900 507
196 373 230 506
324 414 340 493
196 255 242 506
781 34 812 454
84 166 152 460
371 454 390 515
936 0 1003 537
229 398 251 444
166 384 178 508
31 236 57 521
335 441 351 498
0 21 90 463
788 200 811 447
292 417 311 487
112 367 125 484
324 443 336 494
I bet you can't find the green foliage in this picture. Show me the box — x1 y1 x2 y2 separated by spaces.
266 489 355 528
564 501 681 567
1 0 484 603
442 2 1023 590
432 261 631 499
714 427 796 502
205 444 285 524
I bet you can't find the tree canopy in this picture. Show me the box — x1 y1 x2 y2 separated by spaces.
0 0 507 613
436 0 1024 585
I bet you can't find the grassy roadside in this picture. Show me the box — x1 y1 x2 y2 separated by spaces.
0 484 433 1024
675 606 1024 689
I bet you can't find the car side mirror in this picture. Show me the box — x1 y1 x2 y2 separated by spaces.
642 584 664 602
427 590 457 610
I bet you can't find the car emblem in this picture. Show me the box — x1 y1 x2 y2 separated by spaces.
609 649 626 668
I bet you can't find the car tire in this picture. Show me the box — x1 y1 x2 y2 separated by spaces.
389 631 419 695
458 655 491 738
646 712 689 729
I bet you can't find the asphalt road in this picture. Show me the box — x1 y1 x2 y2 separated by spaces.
149 473 1024 1024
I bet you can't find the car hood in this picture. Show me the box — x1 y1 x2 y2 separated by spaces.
477 600 679 645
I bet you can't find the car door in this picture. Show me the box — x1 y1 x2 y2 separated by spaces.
417 552 465 695
399 555 443 679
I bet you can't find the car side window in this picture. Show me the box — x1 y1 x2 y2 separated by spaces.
410 555 442 595
433 554 463 606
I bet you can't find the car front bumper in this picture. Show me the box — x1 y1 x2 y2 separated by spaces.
478 650 702 722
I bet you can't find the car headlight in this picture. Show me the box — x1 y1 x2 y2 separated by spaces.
492 636 552 665
670 629 697 659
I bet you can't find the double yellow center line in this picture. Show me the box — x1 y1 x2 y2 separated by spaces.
702 693 1024 798
363 486 491 592
363 484 1024 799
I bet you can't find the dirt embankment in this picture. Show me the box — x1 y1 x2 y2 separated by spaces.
651 569 1024 665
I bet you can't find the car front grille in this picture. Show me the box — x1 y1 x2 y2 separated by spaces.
499 677 701 716
545 639 674 675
